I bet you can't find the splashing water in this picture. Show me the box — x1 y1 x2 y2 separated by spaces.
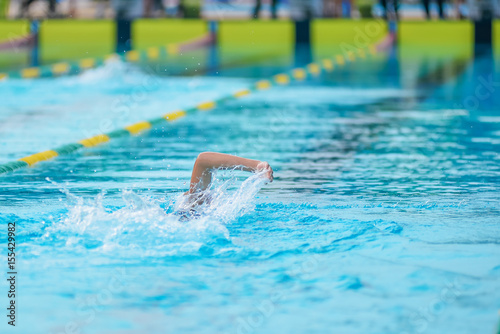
40 171 270 257
175 169 270 219
72 57 144 84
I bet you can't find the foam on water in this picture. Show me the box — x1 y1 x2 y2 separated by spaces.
35 171 270 258
74 57 139 83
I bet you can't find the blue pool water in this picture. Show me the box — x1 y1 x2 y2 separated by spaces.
1 54 500 334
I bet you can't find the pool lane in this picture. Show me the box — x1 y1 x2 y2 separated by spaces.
1 42 499 334
0 46 377 175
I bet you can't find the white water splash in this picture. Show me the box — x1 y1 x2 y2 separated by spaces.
41 171 270 256
176 169 270 220
71 57 147 84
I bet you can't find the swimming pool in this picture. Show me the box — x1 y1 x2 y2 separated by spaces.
1 51 499 334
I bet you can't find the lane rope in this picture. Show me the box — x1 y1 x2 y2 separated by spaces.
0 32 214 80
0 44 381 175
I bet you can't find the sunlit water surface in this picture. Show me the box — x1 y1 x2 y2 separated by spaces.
0 57 499 334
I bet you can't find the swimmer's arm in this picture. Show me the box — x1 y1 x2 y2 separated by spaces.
186 152 273 194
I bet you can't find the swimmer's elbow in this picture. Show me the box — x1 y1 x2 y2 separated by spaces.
197 151 212 161
196 152 216 167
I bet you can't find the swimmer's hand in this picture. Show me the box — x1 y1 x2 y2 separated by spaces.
256 161 273 182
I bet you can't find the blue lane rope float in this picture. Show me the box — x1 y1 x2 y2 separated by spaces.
0 44 380 175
